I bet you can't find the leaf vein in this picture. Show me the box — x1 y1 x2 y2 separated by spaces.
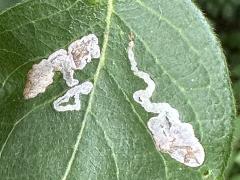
0 0 80 35
113 11 204 140
61 0 114 179
105 69 169 180
135 0 200 56
91 112 120 180
0 94 62 159
1 61 31 88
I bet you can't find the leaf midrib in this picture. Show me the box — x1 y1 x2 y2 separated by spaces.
60 0 114 179
0 0 235 179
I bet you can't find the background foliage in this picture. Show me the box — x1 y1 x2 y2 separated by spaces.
194 0 240 180
0 0 239 179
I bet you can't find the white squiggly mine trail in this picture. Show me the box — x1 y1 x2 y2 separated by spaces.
23 34 100 112
53 81 93 112
127 35 205 167
23 34 100 100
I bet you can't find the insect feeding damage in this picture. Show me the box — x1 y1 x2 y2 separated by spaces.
127 34 205 167
24 34 100 99
53 81 93 112
24 34 100 112
23 59 55 99
68 34 100 70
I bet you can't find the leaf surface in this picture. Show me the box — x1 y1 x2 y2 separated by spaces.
0 0 235 179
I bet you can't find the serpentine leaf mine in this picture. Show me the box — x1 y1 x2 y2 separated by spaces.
23 34 100 112
53 81 93 112
127 34 205 167
23 34 100 99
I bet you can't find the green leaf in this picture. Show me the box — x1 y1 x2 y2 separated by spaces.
0 0 236 179
0 0 22 11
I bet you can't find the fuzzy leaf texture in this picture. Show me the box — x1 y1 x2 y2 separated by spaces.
0 0 236 179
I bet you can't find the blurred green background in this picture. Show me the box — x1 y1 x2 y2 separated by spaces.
0 0 240 179
194 1 240 180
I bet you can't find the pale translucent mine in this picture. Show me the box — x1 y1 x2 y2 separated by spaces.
127 36 205 167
